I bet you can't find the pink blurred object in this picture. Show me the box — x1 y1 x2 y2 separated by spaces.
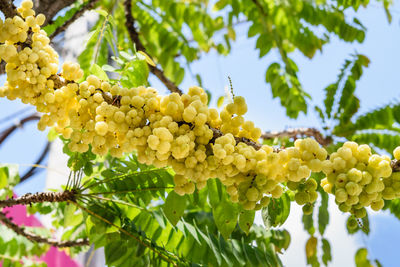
1 199 81 267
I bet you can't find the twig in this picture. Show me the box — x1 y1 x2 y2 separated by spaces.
0 114 41 146
0 190 76 208
73 201 179 266
392 160 400 172
80 187 175 196
0 0 16 75
0 107 34 125
261 128 332 146
251 0 266 16
20 141 51 183
86 195 144 210
0 0 17 18
123 0 183 95
0 211 89 247
49 0 100 39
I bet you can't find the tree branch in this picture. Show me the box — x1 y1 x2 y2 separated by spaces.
49 0 100 39
392 160 400 172
0 0 17 74
33 0 76 26
20 141 51 183
0 0 17 18
123 0 183 95
0 191 76 208
0 114 41 146
0 211 89 247
262 128 332 146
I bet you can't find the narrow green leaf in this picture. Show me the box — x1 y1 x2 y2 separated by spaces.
322 238 332 266
318 191 329 236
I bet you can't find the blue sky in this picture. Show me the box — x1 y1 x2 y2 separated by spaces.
1 1 400 266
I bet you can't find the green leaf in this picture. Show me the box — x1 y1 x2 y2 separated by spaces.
238 209 255 235
163 191 187 226
47 128 58 142
302 212 315 235
262 192 291 229
318 191 329 236
265 62 309 118
120 60 149 88
351 132 400 154
207 179 223 208
0 167 8 189
355 248 372 267
102 64 117 73
213 200 238 239
89 63 109 81
105 241 127 265
323 84 338 119
96 9 109 18
217 96 225 108
322 238 332 266
64 204 76 228
305 236 318 260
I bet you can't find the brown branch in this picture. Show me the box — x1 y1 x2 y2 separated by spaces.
251 0 266 16
123 0 183 95
0 61 5 75
0 1 16 74
0 114 41 146
33 0 76 26
0 191 76 208
49 0 100 39
0 0 17 18
20 141 51 183
0 211 89 247
392 160 400 172
261 128 333 146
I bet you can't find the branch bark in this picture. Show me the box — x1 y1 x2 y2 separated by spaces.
0 114 41 146
0 0 17 74
49 0 100 39
0 211 89 247
262 128 332 146
20 141 51 183
0 0 17 18
0 191 76 208
392 160 400 172
123 0 183 95
33 0 76 26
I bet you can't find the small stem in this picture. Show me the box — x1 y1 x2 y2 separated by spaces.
49 0 100 39
83 195 144 210
20 141 51 183
0 211 89 247
80 186 175 196
0 191 76 208
93 16 109 64
73 201 178 266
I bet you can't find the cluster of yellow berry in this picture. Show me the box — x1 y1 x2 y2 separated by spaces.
287 178 318 214
0 0 58 110
320 142 395 218
218 96 262 141
0 1 399 216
